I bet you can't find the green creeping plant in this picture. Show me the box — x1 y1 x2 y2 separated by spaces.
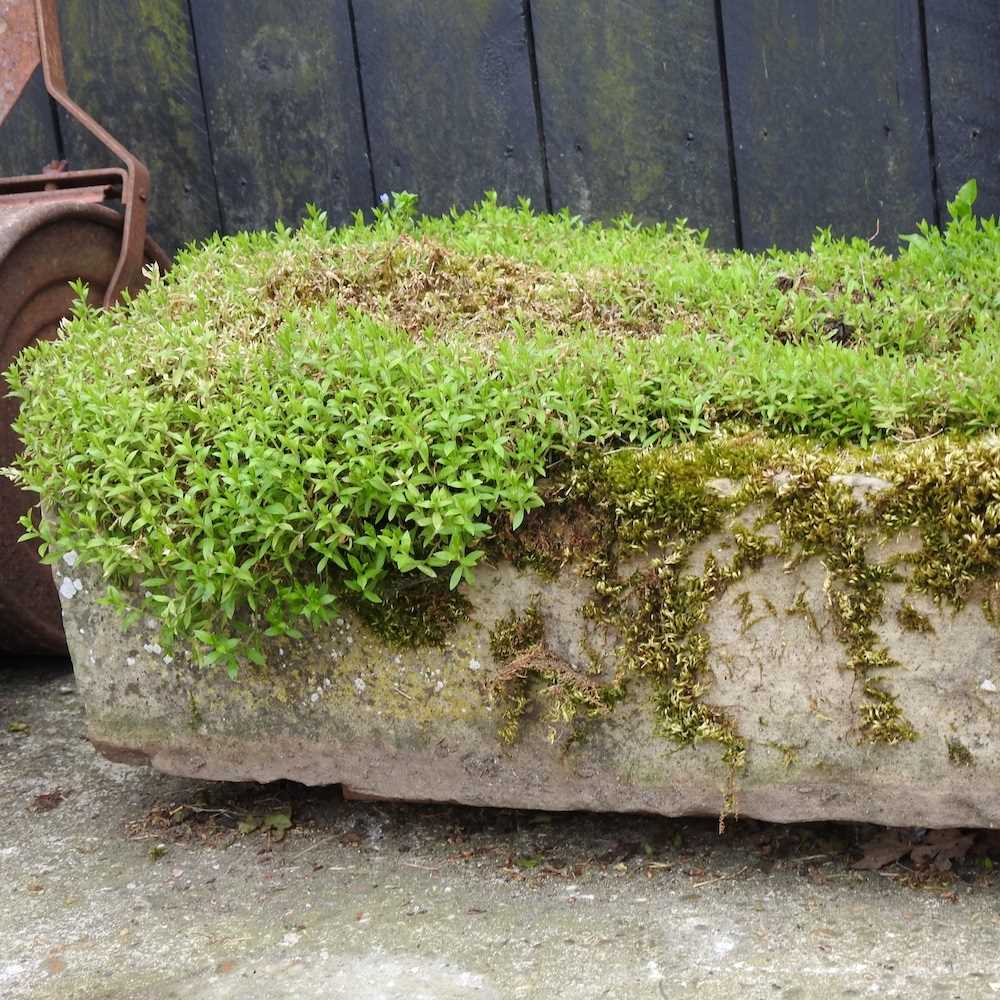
5 185 1000 677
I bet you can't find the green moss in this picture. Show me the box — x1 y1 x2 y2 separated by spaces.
785 589 821 635
735 591 756 633
730 527 775 572
488 603 616 746
946 737 975 767
493 432 1000 762
982 584 1000 629
879 440 1000 606
766 740 807 769
546 444 768 774
608 556 746 768
489 602 545 662
489 643 617 746
488 502 608 580
486 430 1000 772
566 442 739 553
896 601 934 634
859 680 918 745
188 692 203 730
764 459 917 743
350 578 470 648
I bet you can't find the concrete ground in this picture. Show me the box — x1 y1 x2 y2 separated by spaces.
2 659 1000 1000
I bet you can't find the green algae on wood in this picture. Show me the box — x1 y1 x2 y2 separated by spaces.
57 0 221 251
352 0 545 216
189 0 372 233
531 0 736 242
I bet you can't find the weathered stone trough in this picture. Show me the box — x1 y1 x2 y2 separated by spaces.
55 457 1000 829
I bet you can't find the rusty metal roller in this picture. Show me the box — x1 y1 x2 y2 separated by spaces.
0 0 169 653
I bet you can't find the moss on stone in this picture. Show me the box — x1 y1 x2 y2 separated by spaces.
764 456 916 743
187 692 203 730
565 441 740 552
488 500 609 579
946 737 975 767
489 602 545 662
896 601 934 634
610 555 746 769
489 642 617 747
350 578 470 648
765 740 807 770
482 431 1000 768
735 591 756 633
982 583 1000 629
785 589 821 635
878 439 1000 606
859 680 918 745
488 603 617 746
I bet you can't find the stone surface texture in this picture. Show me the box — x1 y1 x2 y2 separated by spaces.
55 501 1000 829
7 662 1000 1000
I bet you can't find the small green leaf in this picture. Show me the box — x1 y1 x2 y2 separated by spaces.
263 811 293 842
238 815 262 835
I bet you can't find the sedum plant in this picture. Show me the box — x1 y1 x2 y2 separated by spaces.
5 182 1000 676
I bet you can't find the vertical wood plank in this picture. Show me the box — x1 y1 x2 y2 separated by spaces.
353 0 546 217
924 0 1000 220
532 0 737 246
189 0 372 234
55 0 221 254
0 66 59 177
721 0 936 250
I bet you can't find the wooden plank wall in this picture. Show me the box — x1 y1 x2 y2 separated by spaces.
924 0 1000 221
1 1 998 254
55 0 221 254
351 0 546 217
189 0 372 234
531 0 737 246
0 65 60 177
720 0 937 250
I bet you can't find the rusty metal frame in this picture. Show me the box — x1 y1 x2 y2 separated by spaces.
0 166 124 206
0 0 150 306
